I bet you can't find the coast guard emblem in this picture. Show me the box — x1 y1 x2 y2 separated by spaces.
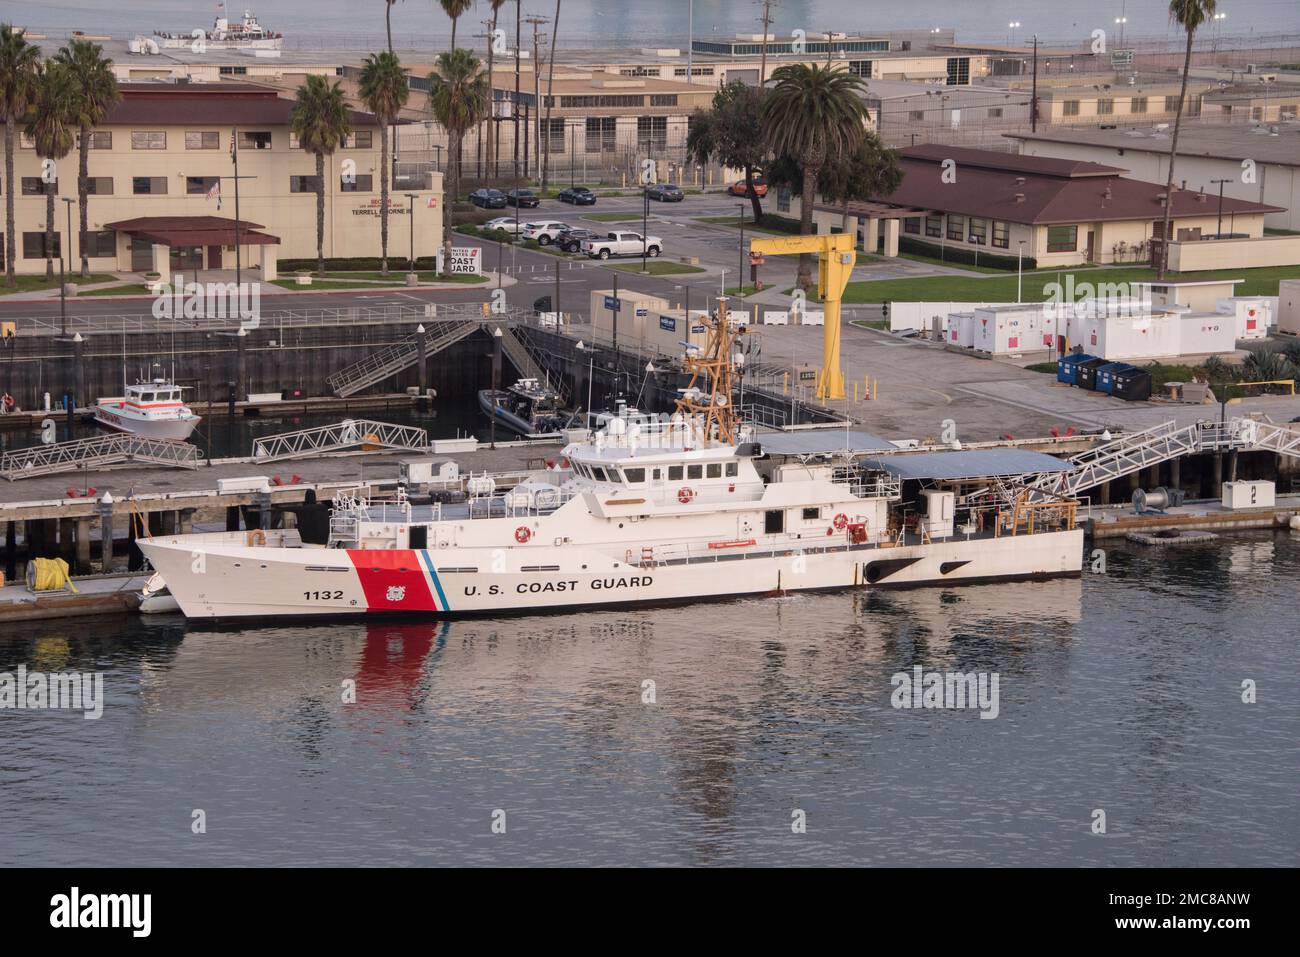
386 585 407 602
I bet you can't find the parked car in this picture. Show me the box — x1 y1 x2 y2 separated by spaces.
558 186 597 205
506 188 540 208
483 216 526 237
522 221 570 245
582 231 663 260
728 178 768 198
469 188 508 209
646 183 684 202
555 227 596 253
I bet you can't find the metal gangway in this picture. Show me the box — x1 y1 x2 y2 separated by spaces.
0 434 201 480
498 325 554 392
1018 417 1300 502
325 318 482 398
253 418 431 462
252 419 430 463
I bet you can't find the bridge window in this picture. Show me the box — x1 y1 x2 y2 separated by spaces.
803 507 820 520
706 463 721 478
687 465 703 480
765 510 784 534
668 465 683 481
624 467 645 483
725 462 738 477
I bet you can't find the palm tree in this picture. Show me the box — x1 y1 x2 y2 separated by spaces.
484 0 508 175
439 0 473 50
539 0 561 192
54 38 120 278
26 63 78 281
427 48 490 268
384 0 403 54
359 51 410 275
760 63 868 289
1157 0 1217 279
0 23 40 287
290 75 353 275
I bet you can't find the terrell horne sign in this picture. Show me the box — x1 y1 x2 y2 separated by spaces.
436 247 483 275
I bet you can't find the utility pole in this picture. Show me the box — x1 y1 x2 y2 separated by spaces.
1212 178 1232 237
686 0 693 83
757 0 774 85
513 0 522 179
1030 35 1039 133
526 15 548 181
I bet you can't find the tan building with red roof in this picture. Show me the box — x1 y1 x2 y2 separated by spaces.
793 145 1284 267
1 83 442 277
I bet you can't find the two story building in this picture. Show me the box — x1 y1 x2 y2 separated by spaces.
1 82 442 278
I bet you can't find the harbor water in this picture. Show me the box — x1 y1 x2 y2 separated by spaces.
2 532 1296 867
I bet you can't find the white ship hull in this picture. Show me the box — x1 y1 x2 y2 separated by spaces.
138 527 1083 620
156 36 283 50
93 405 200 441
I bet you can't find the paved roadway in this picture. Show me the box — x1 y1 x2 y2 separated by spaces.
0 191 883 331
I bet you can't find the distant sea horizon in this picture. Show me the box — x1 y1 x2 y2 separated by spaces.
11 0 1300 50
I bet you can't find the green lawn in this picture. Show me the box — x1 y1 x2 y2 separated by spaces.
584 212 644 222
318 271 488 284
836 264 1300 304
3 273 118 294
610 261 707 276
270 278 406 291
76 283 154 297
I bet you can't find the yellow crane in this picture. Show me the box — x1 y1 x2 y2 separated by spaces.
748 233 856 400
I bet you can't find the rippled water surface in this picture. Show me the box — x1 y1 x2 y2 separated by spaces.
2 533 1297 866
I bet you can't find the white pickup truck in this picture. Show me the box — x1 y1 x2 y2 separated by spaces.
582 231 663 260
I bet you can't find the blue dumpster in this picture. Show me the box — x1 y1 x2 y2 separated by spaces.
1057 352 1097 385
1095 362 1132 395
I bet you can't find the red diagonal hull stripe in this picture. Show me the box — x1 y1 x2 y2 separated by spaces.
347 549 437 612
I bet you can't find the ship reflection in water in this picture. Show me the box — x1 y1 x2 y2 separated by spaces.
2 541 1298 867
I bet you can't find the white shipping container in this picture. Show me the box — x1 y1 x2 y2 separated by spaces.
947 312 976 348
1178 313 1237 355
1280 280 1300 336
1215 297 1270 339
1222 480 1275 510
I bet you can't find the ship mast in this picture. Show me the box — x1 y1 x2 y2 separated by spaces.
673 297 748 446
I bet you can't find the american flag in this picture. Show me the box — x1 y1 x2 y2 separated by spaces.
207 178 222 210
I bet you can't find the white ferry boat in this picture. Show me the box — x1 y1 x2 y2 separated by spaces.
138 303 1083 619
93 379 201 442
154 9 284 51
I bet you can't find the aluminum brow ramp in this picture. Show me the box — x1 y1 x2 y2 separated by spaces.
0 434 200 480
326 319 480 398
1019 420 1199 499
498 326 555 392
253 420 429 463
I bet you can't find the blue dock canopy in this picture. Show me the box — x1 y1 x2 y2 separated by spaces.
857 448 1074 481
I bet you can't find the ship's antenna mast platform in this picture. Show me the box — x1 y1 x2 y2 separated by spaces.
674 297 748 446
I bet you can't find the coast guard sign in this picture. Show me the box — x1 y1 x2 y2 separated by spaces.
436 247 482 275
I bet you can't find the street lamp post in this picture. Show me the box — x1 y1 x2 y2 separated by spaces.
737 202 746 300
1008 21 1021 47
1016 239 1026 303
59 197 76 337
405 193 419 274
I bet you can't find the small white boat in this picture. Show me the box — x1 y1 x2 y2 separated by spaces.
93 378 201 442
